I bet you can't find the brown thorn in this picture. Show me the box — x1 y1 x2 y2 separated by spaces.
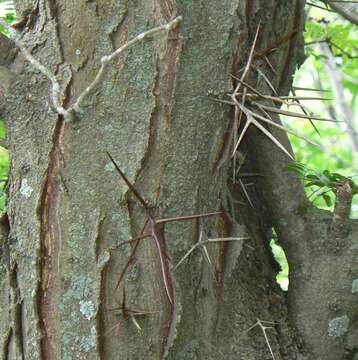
115 237 142 291
156 211 222 224
291 88 321 137
255 29 298 58
107 152 148 210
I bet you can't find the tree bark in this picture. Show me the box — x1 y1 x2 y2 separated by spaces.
0 1 357 360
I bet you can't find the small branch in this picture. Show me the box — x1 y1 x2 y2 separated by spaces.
0 16 183 122
72 16 182 115
323 0 358 24
0 18 68 116
319 42 358 166
307 2 336 11
307 38 358 59
333 180 354 221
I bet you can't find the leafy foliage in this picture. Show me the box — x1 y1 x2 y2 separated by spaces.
305 20 358 87
0 0 15 32
286 162 357 207
270 238 289 291
0 0 13 212
286 2 358 218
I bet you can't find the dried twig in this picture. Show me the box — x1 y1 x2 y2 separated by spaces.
0 17 182 122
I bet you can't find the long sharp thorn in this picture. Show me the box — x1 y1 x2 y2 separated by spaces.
234 23 261 96
239 179 255 208
110 233 151 250
157 211 222 225
257 105 274 122
280 96 332 101
264 56 277 74
174 244 198 270
130 316 142 331
291 88 321 137
247 114 294 160
232 76 263 98
255 67 278 94
115 238 141 290
114 216 150 290
201 244 213 267
292 86 331 92
246 107 322 148
107 152 148 209
254 103 337 122
151 228 174 305
200 245 217 281
231 120 251 157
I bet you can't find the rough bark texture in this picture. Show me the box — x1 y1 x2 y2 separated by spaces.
0 0 357 360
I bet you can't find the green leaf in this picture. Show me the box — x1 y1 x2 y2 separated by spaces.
285 163 306 175
322 194 332 207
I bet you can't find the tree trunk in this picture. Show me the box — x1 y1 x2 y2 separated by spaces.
0 1 357 359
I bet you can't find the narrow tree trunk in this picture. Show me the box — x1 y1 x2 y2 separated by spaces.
319 42 358 167
0 1 357 359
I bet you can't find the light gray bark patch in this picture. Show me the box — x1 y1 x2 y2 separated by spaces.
328 315 350 337
352 279 358 294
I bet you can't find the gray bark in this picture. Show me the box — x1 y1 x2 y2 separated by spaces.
0 1 357 360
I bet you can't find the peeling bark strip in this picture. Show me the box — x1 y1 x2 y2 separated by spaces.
0 17 182 122
38 117 66 359
216 208 232 286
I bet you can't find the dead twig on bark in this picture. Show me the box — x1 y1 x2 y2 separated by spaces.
0 16 182 122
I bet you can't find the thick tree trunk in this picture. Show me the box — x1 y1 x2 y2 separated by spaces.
0 1 357 359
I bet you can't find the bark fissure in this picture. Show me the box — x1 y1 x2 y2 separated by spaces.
126 5 183 355
8 263 24 359
2 328 12 360
37 116 66 360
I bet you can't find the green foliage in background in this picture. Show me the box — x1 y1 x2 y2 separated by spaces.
0 0 13 213
284 2 358 218
270 237 289 291
286 161 357 207
0 0 15 30
275 2 358 289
